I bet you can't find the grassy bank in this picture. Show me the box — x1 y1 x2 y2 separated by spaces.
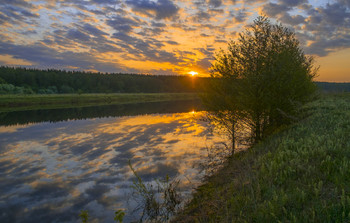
175 93 350 222
0 93 199 112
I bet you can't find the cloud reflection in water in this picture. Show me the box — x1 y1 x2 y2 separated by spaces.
0 111 226 222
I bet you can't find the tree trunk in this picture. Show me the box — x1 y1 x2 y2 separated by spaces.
231 121 236 155
255 114 261 143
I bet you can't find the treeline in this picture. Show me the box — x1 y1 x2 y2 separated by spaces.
0 66 349 94
316 82 350 92
0 66 206 94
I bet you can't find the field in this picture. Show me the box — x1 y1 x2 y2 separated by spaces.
0 93 199 112
175 93 350 222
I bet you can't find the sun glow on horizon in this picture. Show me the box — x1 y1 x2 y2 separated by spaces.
189 71 198 76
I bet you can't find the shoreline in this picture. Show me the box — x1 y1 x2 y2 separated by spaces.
0 93 199 112
174 93 350 222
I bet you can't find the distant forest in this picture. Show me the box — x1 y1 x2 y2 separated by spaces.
0 66 349 94
0 66 207 94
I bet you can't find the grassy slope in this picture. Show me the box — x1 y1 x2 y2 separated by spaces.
175 93 350 223
0 93 199 112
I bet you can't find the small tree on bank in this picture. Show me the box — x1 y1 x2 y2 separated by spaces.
203 16 317 153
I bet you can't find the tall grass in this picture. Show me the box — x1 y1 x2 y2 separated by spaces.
175 93 350 222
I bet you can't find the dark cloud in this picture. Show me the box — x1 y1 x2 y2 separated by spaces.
195 45 215 57
125 0 179 20
208 8 224 14
20 30 37 35
89 0 121 4
320 2 350 25
106 15 140 33
81 23 108 37
151 21 167 27
262 2 291 16
337 0 350 8
302 2 350 55
196 57 212 69
279 12 305 25
137 27 164 36
306 35 350 56
278 0 307 7
67 29 91 41
260 0 350 57
0 13 9 25
89 5 124 15
0 41 125 72
112 32 139 43
0 5 39 26
53 23 113 54
135 163 179 181
166 40 179 45
192 10 211 23
230 9 249 23
262 0 309 17
2 0 34 8
112 31 180 63
208 0 222 8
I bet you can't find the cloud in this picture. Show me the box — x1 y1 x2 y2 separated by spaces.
125 0 179 20
278 12 305 25
258 0 350 57
1 0 350 75
319 2 350 25
262 2 290 16
337 0 350 8
208 0 222 8
278 0 307 7
106 15 140 33
67 29 91 41
230 8 249 23
192 10 211 22
301 2 350 56
89 0 122 4
0 4 39 26
305 32 350 57
196 57 212 70
166 40 179 45
0 41 126 72
111 32 181 63
151 21 167 27
2 0 34 8
81 23 108 37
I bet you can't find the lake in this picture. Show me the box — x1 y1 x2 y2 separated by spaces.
0 100 227 222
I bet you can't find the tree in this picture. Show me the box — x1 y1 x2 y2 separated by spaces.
203 16 317 153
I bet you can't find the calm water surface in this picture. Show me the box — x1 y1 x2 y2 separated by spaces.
0 100 226 222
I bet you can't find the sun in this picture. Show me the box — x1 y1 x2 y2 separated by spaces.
189 71 198 76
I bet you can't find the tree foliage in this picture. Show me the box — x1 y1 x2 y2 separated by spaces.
203 16 317 152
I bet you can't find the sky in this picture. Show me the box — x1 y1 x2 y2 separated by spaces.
0 0 349 82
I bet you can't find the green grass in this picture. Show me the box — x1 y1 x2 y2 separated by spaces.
0 93 199 112
175 93 350 222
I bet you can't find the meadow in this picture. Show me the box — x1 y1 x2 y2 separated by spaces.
0 93 199 112
175 93 350 222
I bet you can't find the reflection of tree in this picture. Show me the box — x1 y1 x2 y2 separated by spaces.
129 160 182 222
0 100 203 126
203 16 317 153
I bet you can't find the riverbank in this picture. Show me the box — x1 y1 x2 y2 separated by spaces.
0 93 199 112
175 93 350 222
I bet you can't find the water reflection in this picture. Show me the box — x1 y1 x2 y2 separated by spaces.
0 99 203 126
0 104 226 223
